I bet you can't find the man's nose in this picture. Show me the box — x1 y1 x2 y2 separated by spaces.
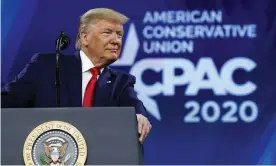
110 33 121 45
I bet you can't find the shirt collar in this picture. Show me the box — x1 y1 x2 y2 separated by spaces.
80 50 104 73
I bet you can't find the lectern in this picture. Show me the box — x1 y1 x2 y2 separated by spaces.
1 107 144 165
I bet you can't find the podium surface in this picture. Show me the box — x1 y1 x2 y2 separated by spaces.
1 107 143 165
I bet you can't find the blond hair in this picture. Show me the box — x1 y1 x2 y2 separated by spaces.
75 8 129 50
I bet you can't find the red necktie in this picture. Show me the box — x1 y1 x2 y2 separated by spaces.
83 67 100 107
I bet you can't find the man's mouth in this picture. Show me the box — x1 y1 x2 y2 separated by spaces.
107 49 117 53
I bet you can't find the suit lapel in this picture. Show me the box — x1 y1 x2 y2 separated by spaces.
93 67 115 106
64 52 82 107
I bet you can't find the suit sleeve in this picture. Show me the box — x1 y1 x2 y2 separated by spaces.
119 75 147 115
1 54 40 108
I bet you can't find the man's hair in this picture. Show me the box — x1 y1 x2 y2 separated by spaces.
75 8 129 50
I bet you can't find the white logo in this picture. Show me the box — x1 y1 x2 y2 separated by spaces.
112 13 258 123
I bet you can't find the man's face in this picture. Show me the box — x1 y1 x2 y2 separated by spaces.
81 19 124 66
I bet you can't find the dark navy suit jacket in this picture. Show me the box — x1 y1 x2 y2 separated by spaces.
1 52 146 115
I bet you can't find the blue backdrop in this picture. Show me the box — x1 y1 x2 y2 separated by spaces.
2 0 276 164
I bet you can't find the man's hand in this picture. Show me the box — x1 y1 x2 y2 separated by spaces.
136 114 152 143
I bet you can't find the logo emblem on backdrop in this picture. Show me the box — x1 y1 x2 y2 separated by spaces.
112 9 259 123
23 121 87 165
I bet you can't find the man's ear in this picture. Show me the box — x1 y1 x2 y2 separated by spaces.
80 31 89 46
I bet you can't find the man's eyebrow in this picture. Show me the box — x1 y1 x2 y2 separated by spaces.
103 28 113 31
117 29 124 33
101 27 123 34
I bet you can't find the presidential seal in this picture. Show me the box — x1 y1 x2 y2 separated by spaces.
23 121 87 166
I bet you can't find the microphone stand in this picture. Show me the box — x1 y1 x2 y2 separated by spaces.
55 34 62 107
55 32 69 107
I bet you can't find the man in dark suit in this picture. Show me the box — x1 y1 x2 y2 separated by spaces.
1 8 151 143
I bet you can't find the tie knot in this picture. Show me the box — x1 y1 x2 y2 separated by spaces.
90 67 100 76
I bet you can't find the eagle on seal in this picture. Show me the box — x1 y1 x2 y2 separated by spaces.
41 142 69 165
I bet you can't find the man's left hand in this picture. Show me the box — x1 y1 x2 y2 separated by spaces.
136 114 152 144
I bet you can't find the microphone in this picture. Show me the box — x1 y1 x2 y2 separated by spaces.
55 31 70 107
56 31 70 51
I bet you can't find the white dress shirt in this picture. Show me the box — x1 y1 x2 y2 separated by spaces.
80 50 104 103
